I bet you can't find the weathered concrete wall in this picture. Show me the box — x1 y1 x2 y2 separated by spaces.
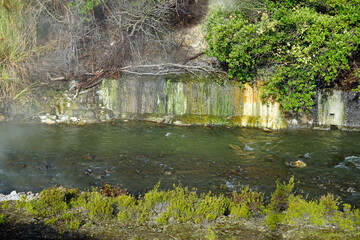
99 75 286 129
1 76 360 130
310 89 360 129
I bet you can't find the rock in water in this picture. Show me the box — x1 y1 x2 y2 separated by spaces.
293 160 307 168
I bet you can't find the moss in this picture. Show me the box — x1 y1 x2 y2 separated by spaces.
100 79 120 111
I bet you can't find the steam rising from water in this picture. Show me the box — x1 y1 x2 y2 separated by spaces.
0 122 359 207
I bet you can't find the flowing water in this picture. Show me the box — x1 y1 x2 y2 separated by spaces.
0 122 359 206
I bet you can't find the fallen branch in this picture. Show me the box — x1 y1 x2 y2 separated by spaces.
47 73 67 81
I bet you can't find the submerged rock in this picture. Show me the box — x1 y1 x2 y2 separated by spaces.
289 160 307 168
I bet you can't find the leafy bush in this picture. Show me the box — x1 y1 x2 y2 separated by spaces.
205 0 360 112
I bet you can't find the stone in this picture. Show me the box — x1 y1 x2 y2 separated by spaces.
292 160 307 168
77 120 86 126
261 127 272 132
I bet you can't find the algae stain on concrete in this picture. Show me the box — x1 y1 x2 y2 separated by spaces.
99 75 287 129
317 90 345 127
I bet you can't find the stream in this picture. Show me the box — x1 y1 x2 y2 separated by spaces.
0 122 359 207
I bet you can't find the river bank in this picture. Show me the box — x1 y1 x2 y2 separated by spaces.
1 74 360 131
0 180 359 240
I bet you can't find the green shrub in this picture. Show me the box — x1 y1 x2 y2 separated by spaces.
25 187 76 216
85 192 113 221
194 193 229 222
333 204 360 231
205 0 360 112
268 176 295 212
319 193 340 213
231 186 264 216
157 185 199 224
285 195 327 226
113 194 137 222
137 182 171 223
1 201 9 209
230 204 251 220
8 179 360 235
264 210 284 231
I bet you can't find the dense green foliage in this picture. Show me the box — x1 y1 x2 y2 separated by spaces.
205 0 360 112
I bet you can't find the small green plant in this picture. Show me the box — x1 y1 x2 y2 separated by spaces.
113 194 137 222
268 176 295 212
232 186 264 216
0 214 6 224
16 195 28 209
138 182 171 223
67 0 101 15
205 227 216 240
67 218 81 230
194 193 229 222
230 204 250 220
263 177 295 231
264 210 284 231
45 217 57 226
1 201 9 209
157 185 199 224
319 193 340 213
85 192 113 221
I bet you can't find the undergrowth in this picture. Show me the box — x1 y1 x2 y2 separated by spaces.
8 178 360 235
0 0 38 99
